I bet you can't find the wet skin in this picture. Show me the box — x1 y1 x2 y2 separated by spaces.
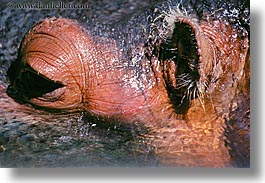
6 0 250 167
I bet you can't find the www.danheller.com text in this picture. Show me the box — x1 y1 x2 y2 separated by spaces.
7 1 91 9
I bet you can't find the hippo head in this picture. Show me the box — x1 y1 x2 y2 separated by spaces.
7 18 91 111
5 5 250 167
7 11 249 119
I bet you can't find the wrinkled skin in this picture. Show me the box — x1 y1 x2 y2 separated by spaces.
4 0 250 167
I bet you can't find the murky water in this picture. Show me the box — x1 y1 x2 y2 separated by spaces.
0 111 159 167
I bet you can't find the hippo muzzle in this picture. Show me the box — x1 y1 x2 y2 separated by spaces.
6 2 250 167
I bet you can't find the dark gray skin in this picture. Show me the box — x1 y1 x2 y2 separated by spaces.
1 0 249 167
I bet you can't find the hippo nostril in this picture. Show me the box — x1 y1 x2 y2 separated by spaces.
151 20 201 114
7 85 19 98
6 84 29 104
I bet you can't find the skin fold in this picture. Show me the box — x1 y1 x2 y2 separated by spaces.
6 1 250 167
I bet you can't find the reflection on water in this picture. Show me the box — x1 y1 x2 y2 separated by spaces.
0 111 159 167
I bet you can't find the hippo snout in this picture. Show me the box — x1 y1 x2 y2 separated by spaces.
6 1 250 167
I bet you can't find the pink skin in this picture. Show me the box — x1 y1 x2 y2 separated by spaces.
7 16 249 167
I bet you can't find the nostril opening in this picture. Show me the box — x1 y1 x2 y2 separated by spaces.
7 85 18 98
6 84 28 104
152 20 200 114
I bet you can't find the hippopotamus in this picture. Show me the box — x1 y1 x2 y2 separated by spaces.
2 0 250 167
